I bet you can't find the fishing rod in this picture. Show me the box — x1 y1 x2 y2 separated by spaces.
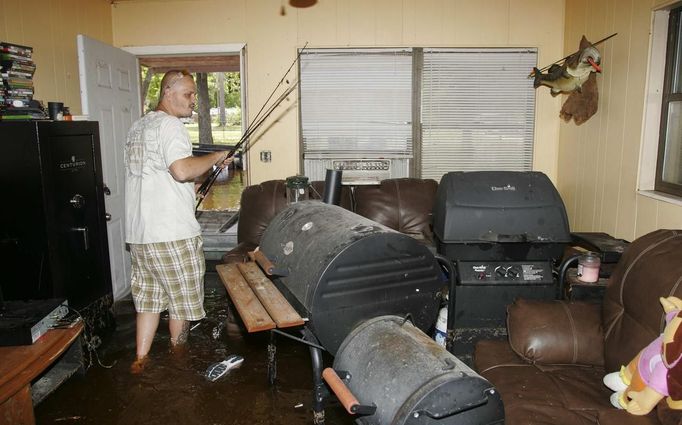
529 33 617 77
195 79 301 208
194 82 299 211
195 83 298 197
195 43 308 212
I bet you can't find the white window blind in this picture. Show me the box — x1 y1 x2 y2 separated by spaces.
420 49 537 181
300 49 413 157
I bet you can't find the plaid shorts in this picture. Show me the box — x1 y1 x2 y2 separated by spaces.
129 236 206 321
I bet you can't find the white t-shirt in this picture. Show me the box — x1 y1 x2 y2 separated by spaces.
124 111 200 244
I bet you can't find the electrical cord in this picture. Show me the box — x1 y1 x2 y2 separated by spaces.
52 305 116 369
558 254 581 299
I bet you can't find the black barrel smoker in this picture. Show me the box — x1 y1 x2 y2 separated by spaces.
259 201 504 424
334 316 503 425
433 171 571 355
259 201 443 354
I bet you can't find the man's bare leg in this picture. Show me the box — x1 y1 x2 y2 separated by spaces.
131 312 160 373
169 319 190 347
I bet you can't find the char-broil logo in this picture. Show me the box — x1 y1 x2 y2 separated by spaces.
59 155 87 171
491 184 516 191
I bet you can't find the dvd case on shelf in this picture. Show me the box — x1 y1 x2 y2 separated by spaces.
0 41 44 120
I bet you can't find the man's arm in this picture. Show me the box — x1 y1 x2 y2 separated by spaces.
168 151 231 182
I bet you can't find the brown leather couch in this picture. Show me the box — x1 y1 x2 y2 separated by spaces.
474 229 682 425
354 178 438 242
221 178 438 263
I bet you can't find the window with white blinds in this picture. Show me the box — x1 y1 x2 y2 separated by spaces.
298 48 537 181
420 48 537 181
299 49 413 157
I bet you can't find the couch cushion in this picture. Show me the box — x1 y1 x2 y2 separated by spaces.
354 178 438 242
507 299 604 365
597 409 661 425
602 229 682 372
504 404 601 425
474 340 527 373
478 358 610 425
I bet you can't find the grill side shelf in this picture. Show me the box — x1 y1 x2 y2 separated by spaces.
216 263 276 333
217 262 305 333
237 262 305 329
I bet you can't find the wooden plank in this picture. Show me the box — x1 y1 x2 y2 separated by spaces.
0 385 35 425
0 321 84 405
216 264 275 333
237 262 305 329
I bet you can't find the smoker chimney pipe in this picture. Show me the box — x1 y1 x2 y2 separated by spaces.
322 169 343 205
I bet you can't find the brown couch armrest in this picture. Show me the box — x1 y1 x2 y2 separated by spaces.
236 180 287 248
508 299 604 366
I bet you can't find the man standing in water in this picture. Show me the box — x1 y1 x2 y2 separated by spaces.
124 70 231 373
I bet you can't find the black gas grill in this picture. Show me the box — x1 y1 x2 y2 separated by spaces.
433 171 571 336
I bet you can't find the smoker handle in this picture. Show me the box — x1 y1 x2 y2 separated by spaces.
251 249 289 276
322 368 376 416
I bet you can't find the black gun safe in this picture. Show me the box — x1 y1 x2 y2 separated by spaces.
0 121 113 319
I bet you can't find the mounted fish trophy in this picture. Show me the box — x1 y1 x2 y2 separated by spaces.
531 34 616 125
533 40 602 95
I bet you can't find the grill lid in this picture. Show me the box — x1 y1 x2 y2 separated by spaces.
433 171 570 244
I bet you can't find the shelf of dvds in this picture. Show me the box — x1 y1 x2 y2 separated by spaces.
1 41 45 120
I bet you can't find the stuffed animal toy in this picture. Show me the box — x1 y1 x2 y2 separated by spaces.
603 296 682 415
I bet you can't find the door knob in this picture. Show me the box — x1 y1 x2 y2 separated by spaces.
105 213 112 221
103 185 111 196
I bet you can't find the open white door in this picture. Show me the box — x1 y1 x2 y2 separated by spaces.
77 34 141 302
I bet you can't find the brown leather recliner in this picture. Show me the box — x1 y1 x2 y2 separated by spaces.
221 179 353 263
474 229 682 425
221 180 288 263
354 178 439 243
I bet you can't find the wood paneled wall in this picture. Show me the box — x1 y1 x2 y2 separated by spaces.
0 0 112 115
559 0 682 240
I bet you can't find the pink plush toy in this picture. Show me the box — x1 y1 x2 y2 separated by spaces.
604 296 682 415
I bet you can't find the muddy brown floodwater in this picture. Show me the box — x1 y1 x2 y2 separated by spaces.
35 267 353 425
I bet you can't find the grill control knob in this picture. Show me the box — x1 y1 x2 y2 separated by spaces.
507 266 521 278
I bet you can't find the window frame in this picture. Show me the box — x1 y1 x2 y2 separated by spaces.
656 5 682 198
